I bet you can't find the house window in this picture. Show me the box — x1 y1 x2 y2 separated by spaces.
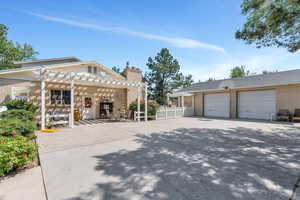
51 90 71 105
12 87 31 101
88 66 92 73
93 67 97 74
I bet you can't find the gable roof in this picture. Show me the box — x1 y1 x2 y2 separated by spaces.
0 61 126 81
176 68 300 93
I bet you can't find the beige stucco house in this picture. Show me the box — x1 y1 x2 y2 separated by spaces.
172 69 300 121
0 57 147 129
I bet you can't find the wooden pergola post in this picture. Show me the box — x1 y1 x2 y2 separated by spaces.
144 84 148 122
137 87 140 122
40 68 46 130
70 72 74 128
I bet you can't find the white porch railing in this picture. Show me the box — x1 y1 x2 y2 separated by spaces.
46 113 72 128
134 111 156 121
155 107 194 120
133 106 194 121
134 111 145 121
184 106 194 117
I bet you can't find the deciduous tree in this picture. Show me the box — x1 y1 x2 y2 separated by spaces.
0 24 38 70
230 65 250 78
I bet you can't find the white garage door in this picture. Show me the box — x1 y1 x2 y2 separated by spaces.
238 90 276 120
204 93 230 118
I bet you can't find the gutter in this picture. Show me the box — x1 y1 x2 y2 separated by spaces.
185 82 300 94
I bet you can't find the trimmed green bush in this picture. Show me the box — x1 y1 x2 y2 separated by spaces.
0 109 36 121
0 135 38 177
1 100 38 138
0 118 36 138
5 99 38 113
129 100 160 116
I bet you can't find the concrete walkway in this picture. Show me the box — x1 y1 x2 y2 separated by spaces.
37 118 300 200
0 167 46 200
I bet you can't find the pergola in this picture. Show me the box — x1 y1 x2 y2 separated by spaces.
37 68 148 129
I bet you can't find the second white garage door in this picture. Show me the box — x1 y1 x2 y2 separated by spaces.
204 93 230 118
238 90 276 120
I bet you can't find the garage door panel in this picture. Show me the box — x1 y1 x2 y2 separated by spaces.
204 93 229 118
238 90 276 120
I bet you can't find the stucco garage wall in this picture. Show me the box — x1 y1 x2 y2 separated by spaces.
230 90 237 119
184 96 193 107
194 92 203 116
277 85 300 114
193 84 300 119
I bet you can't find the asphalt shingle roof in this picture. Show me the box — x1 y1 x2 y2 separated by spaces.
177 69 300 93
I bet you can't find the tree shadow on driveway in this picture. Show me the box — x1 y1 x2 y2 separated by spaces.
65 126 300 200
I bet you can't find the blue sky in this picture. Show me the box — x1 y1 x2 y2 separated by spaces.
1 0 300 81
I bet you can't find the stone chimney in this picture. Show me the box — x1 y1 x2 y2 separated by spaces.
124 66 142 82
124 66 143 106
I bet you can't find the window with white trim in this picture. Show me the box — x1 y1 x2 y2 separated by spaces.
50 90 71 105
11 87 31 101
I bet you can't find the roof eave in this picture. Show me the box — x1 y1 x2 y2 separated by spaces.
182 82 300 94
13 57 81 65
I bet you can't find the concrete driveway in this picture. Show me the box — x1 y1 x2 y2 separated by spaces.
37 118 300 200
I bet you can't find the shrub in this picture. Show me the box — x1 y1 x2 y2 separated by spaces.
0 118 36 138
129 100 160 117
0 109 36 121
0 135 38 177
5 100 38 113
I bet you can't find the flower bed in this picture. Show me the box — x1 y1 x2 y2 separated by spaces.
0 100 39 177
0 135 38 177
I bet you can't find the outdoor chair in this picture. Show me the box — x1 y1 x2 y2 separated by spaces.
277 109 290 122
293 109 300 122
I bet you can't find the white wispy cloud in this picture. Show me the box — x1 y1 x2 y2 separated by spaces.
184 50 300 81
27 12 225 53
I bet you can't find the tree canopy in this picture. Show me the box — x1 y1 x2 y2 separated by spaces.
0 24 38 70
230 65 250 78
145 48 193 105
235 0 300 52
262 69 278 74
112 65 126 77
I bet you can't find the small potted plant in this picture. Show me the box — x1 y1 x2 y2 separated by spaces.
46 121 54 129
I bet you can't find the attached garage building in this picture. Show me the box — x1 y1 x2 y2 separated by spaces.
172 69 300 120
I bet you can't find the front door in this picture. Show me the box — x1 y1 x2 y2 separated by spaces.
82 96 95 120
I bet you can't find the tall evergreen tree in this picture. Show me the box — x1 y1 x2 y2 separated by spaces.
145 48 193 105
236 0 300 52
